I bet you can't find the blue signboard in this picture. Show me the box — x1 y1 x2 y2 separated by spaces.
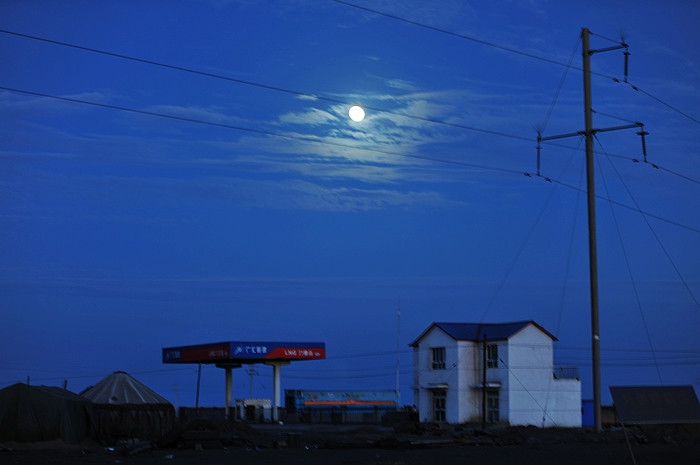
163 341 325 363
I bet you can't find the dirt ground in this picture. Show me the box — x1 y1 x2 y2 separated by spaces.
2 422 698 465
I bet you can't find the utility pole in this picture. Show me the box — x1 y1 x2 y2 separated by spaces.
174 384 179 418
537 28 644 433
194 363 202 415
482 333 487 430
396 304 401 410
581 26 602 435
195 363 202 413
248 366 257 398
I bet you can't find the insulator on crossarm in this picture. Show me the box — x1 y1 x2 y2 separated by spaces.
536 132 542 177
637 126 649 163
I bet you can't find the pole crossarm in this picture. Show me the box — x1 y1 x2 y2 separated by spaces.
595 122 644 134
589 44 628 55
538 122 644 142
538 130 583 142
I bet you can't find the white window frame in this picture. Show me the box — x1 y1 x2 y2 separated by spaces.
486 343 498 368
431 347 446 370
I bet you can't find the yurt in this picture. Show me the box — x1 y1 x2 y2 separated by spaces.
0 383 94 443
80 371 175 442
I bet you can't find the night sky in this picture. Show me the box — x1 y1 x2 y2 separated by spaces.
1 0 698 409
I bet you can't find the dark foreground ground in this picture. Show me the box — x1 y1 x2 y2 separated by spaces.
2 422 698 465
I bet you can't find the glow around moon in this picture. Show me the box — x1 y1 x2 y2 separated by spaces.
348 105 365 122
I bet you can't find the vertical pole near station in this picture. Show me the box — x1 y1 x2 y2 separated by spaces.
195 363 202 412
582 27 602 433
396 305 401 410
225 366 233 420
482 333 487 430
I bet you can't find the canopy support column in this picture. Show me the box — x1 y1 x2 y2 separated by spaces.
265 361 290 422
216 363 240 420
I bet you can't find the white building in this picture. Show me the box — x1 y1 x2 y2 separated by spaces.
411 321 581 427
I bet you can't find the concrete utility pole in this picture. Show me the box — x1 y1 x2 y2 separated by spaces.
396 305 401 410
482 333 487 430
248 366 257 398
581 26 602 435
538 27 643 433
195 363 202 412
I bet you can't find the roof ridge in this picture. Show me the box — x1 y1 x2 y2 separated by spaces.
409 320 555 346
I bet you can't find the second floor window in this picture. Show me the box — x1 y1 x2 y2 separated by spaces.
431 347 446 370
487 343 498 368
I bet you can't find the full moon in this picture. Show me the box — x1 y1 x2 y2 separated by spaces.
348 105 365 122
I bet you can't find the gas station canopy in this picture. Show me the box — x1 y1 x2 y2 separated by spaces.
162 341 325 364
162 340 326 422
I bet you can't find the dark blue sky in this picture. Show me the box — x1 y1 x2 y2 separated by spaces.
1 0 698 408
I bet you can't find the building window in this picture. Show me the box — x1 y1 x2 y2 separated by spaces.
432 390 446 422
486 343 498 368
486 390 500 423
431 347 446 370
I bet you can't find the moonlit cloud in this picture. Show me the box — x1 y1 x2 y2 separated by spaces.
279 108 339 125
2 3 697 410
145 104 233 123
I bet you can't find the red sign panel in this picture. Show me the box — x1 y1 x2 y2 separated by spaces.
163 341 325 363
266 346 325 359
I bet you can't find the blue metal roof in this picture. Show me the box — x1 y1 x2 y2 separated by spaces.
409 320 556 346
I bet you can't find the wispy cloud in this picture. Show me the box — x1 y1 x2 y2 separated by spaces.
1 78 526 213
144 103 235 124
279 108 339 125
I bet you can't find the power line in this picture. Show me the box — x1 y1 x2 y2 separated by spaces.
0 85 526 176
656 165 700 185
621 81 700 126
2 84 697 235
3 28 697 162
596 138 663 383
542 139 700 185
592 109 640 125
334 1 700 127
548 176 700 235
540 37 580 134
595 135 700 310
589 31 626 45
333 0 599 76
0 29 530 143
556 346 700 354
554 139 586 338
479 159 573 322
557 360 700 368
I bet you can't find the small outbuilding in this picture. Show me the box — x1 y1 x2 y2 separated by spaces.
0 383 94 444
80 371 175 442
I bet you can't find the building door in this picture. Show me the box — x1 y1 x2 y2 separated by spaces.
486 390 500 423
432 390 446 422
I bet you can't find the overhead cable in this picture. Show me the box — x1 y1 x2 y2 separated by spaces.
596 137 664 383
333 2 700 126
0 85 525 175
2 84 696 235
333 0 597 76
0 29 530 142
595 135 700 310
